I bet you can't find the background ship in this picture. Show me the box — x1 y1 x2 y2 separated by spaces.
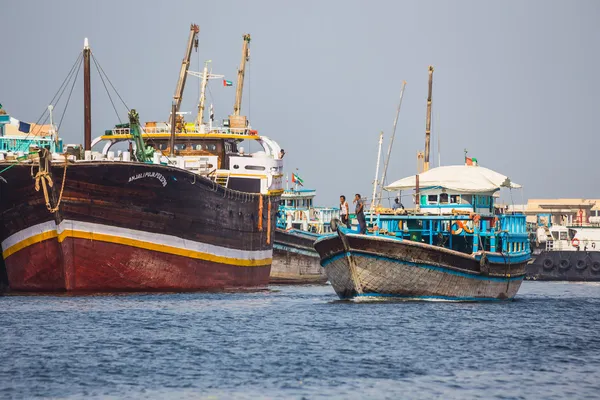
271 183 338 284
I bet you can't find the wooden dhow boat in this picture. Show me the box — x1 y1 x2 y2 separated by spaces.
315 165 530 301
0 27 283 292
314 67 530 301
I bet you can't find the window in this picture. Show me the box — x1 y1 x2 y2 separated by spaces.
428 194 438 204
559 231 568 240
551 232 559 240
245 165 266 171
233 165 240 169
450 195 460 204
439 193 449 204
208 144 217 151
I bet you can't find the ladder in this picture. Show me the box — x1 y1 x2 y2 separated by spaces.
215 172 230 188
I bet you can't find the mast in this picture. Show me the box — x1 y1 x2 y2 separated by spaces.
191 61 224 125
83 38 91 151
423 65 434 172
173 24 200 115
197 61 209 124
377 81 407 206
233 34 251 116
370 132 384 224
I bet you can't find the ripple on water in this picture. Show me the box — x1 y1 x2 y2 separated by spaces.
1 282 600 399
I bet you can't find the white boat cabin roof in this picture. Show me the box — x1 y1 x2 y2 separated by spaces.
384 165 521 194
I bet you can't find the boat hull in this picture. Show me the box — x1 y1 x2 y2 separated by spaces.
526 250 600 281
314 230 527 301
270 229 327 284
0 161 277 292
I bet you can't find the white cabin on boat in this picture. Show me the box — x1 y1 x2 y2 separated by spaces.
384 165 521 217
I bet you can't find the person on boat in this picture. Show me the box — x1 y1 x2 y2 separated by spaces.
392 198 404 211
339 195 350 227
354 194 367 234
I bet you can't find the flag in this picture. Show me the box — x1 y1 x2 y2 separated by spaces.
292 173 304 186
209 103 214 121
18 121 31 133
465 157 473 166
223 79 233 87
0 103 3 110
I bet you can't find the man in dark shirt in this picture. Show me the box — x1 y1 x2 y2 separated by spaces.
354 193 367 234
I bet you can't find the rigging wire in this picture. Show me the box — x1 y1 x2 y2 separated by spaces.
91 53 122 123
91 53 130 111
27 52 83 139
58 56 83 131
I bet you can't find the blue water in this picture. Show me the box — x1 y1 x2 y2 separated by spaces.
1 282 600 399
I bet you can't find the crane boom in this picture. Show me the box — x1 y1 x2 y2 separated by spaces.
173 24 199 115
233 34 251 116
423 65 434 172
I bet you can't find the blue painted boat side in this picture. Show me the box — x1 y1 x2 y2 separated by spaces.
322 251 525 282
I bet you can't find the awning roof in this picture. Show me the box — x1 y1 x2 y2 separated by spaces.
384 165 521 194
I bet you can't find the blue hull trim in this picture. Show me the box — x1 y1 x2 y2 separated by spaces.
322 251 525 282
342 293 510 302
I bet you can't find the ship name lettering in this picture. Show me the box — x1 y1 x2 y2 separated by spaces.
128 171 168 187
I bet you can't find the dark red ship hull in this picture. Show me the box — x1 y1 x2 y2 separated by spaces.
0 161 278 292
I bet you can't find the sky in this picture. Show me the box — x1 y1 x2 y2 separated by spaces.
1 0 599 206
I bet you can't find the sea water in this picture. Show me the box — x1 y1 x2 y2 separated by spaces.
1 282 599 399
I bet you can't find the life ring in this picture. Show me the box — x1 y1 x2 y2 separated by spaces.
572 238 580 247
450 222 463 235
576 259 588 270
542 258 554 270
462 221 474 234
559 259 571 270
591 261 600 273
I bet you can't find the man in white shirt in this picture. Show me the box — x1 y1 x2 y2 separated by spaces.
339 195 350 227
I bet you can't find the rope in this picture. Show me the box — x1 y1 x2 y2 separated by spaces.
33 151 68 213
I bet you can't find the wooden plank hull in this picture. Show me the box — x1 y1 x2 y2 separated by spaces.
270 229 327 284
314 229 527 301
0 161 278 292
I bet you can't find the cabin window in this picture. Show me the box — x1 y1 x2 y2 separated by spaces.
551 232 559 240
450 195 460 204
568 229 577 240
245 165 266 171
233 165 240 169
559 231 568 240
428 194 438 204
208 144 217 151
439 193 449 204
195 144 203 150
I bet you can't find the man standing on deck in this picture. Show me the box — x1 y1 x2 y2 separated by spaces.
339 195 350 228
354 193 367 234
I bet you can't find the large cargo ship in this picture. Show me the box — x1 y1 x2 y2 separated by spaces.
0 27 284 292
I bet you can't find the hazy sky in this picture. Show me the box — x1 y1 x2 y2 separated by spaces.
2 0 599 206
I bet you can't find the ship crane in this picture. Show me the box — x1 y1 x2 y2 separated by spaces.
172 23 200 117
233 34 251 117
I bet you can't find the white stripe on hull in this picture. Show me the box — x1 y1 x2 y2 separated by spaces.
2 219 272 262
